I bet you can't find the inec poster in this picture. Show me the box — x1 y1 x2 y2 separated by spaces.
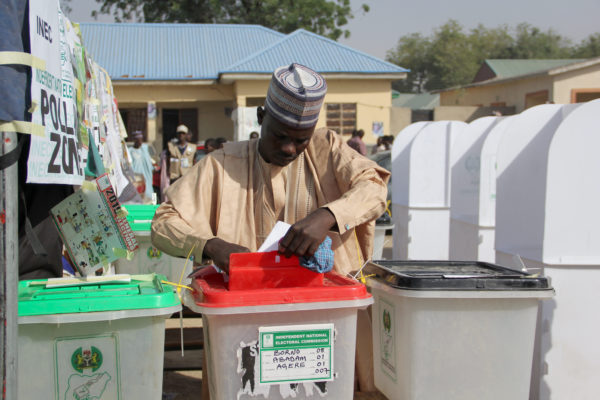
28 0 84 185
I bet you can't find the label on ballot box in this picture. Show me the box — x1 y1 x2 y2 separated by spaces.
259 323 334 384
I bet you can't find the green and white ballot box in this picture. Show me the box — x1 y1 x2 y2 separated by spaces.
185 251 372 400
366 260 554 400
114 204 192 283
18 273 181 400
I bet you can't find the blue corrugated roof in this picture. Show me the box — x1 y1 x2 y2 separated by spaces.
79 23 285 80
79 23 407 80
222 29 408 74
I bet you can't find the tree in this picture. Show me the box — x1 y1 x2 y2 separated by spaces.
386 33 430 93
469 24 514 62
426 20 476 91
80 0 369 41
386 20 592 93
508 23 571 58
572 33 600 58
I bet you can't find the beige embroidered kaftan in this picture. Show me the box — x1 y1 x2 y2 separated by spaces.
151 128 389 275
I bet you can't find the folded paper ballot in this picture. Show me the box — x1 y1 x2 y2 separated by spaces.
257 221 291 252
258 221 333 273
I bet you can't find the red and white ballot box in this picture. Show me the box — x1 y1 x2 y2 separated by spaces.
184 251 372 400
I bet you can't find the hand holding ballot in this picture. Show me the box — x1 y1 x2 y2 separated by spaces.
278 208 336 259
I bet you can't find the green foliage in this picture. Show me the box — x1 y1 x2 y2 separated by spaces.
85 0 368 40
387 20 598 93
509 23 572 58
572 33 600 58
386 33 430 93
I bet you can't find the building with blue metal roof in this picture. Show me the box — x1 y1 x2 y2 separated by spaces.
79 22 407 149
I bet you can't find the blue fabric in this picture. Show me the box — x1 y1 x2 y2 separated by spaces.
299 236 334 273
0 0 28 122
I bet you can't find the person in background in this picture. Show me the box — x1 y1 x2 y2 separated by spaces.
383 135 394 149
347 128 367 156
215 137 227 149
372 136 386 154
249 131 259 139
128 130 156 203
194 141 206 165
167 124 196 183
204 138 219 154
372 135 394 154
152 63 389 396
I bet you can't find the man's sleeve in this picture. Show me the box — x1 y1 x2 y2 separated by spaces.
322 132 390 235
151 154 221 261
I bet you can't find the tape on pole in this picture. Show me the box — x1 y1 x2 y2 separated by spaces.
0 120 45 137
0 51 46 70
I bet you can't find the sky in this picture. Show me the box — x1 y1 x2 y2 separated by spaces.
64 0 600 60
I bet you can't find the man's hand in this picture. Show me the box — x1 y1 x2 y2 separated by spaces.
278 208 336 259
204 238 250 273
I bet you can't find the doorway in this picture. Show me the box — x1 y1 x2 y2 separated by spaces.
162 108 198 149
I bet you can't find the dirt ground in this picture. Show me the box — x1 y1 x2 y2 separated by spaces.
162 370 388 400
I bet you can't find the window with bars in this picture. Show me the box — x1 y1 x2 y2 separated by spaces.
326 103 356 135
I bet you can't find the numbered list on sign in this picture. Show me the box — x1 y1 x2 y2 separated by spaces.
259 324 334 384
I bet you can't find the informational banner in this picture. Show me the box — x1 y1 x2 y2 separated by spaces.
50 174 138 276
232 107 260 142
258 323 334 384
28 0 84 184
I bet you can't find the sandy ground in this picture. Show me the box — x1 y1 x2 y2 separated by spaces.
162 234 393 400
162 370 388 400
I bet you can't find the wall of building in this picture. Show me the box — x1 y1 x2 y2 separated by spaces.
390 107 412 135
198 101 235 141
113 82 234 103
552 63 600 104
113 78 394 147
326 79 392 144
234 80 270 106
434 105 515 122
236 78 394 144
440 75 554 113
114 82 237 150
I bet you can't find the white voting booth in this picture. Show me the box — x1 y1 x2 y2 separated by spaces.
494 102 600 399
449 116 513 262
391 121 429 259
392 121 466 260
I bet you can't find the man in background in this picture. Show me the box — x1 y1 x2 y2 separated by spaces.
128 130 156 203
167 124 196 183
347 128 367 156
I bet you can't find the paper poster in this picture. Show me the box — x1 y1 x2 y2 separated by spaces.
147 101 156 120
50 174 138 276
27 0 84 185
65 19 90 170
372 121 384 137
232 107 261 141
92 63 130 195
